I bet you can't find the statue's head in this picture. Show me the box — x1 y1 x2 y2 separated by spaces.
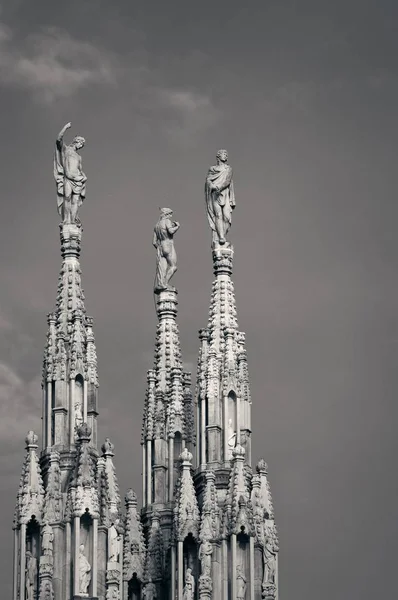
216 148 228 163
159 207 173 219
72 136 86 150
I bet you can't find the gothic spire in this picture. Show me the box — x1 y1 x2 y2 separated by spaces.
41 221 99 451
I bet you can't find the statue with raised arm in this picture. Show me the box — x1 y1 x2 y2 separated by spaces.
205 149 235 246
153 208 180 293
54 122 87 225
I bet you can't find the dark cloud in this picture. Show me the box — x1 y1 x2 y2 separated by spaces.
0 1 397 598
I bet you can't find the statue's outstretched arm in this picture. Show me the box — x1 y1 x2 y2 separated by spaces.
57 122 72 146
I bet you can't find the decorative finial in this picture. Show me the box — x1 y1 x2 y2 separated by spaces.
179 447 193 464
125 489 137 505
101 437 115 456
153 207 180 294
25 431 39 448
256 458 268 474
205 149 236 247
232 444 245 458
77 423 91 442
54 122 87 225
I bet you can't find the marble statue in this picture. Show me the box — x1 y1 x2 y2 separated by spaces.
183 568 195 600
227 418 236 458
205 149 235 245
142 578 157 600
54 122 87 225
41 522 54 556
78 544 91 595
109 521 121 562
262 531 276 584
236 564 247 600
153 208 180 293
198 540 213 576
25 551 37 600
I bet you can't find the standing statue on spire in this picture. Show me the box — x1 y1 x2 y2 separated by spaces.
54 122 87 225
205 149 236 246
153 208 180 293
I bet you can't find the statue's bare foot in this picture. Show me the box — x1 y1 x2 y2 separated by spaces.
219 237 226 245
166 285 177 292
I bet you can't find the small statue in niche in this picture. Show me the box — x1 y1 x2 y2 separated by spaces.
199 540 213 576
109 519 122 563
142 577 157 600
183 567 195 600
236 564 247 600
78 544 91 595
41 522 54 556
204 148 236 246
262 528 277 585
25 551 37 600
153 208 180 293
227 418 236 458
54 122 87 225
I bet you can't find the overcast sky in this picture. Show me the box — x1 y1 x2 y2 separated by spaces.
0 0 397 598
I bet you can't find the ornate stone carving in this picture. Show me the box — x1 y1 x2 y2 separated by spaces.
205 149 235 246
173 449 200 541
153 208 180 293
41 522 54 556
39 579 54 600
54 122 87 224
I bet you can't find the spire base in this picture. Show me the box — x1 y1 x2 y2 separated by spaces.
212 243 234 276
60 222 82 259
155 289 178 319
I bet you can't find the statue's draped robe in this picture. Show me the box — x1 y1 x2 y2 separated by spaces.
153 218 173 292
54 140 87 216
205 163 235 236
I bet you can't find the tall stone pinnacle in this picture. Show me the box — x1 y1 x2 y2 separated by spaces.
142 287 194 508
196 242 253 468
41 222 99 451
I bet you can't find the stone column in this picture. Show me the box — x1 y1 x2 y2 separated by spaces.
223 394 228 461
12 529 18 600
177 540 183 600
83 379 88 423
171 545 176 600
65 522 71 600
200 394 206 465
69 379 75 446
231 534 237 600
46 382 52 447
142 444 147 504
92 519 98 597
146 440 152 505
222 539 228 600
97 525 107 600
250 537 255 600
20 524 26 600
168 436 174 502
236 395 241 445
73 516 80 596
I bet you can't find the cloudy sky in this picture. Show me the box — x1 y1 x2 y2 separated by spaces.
0 0 397 598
